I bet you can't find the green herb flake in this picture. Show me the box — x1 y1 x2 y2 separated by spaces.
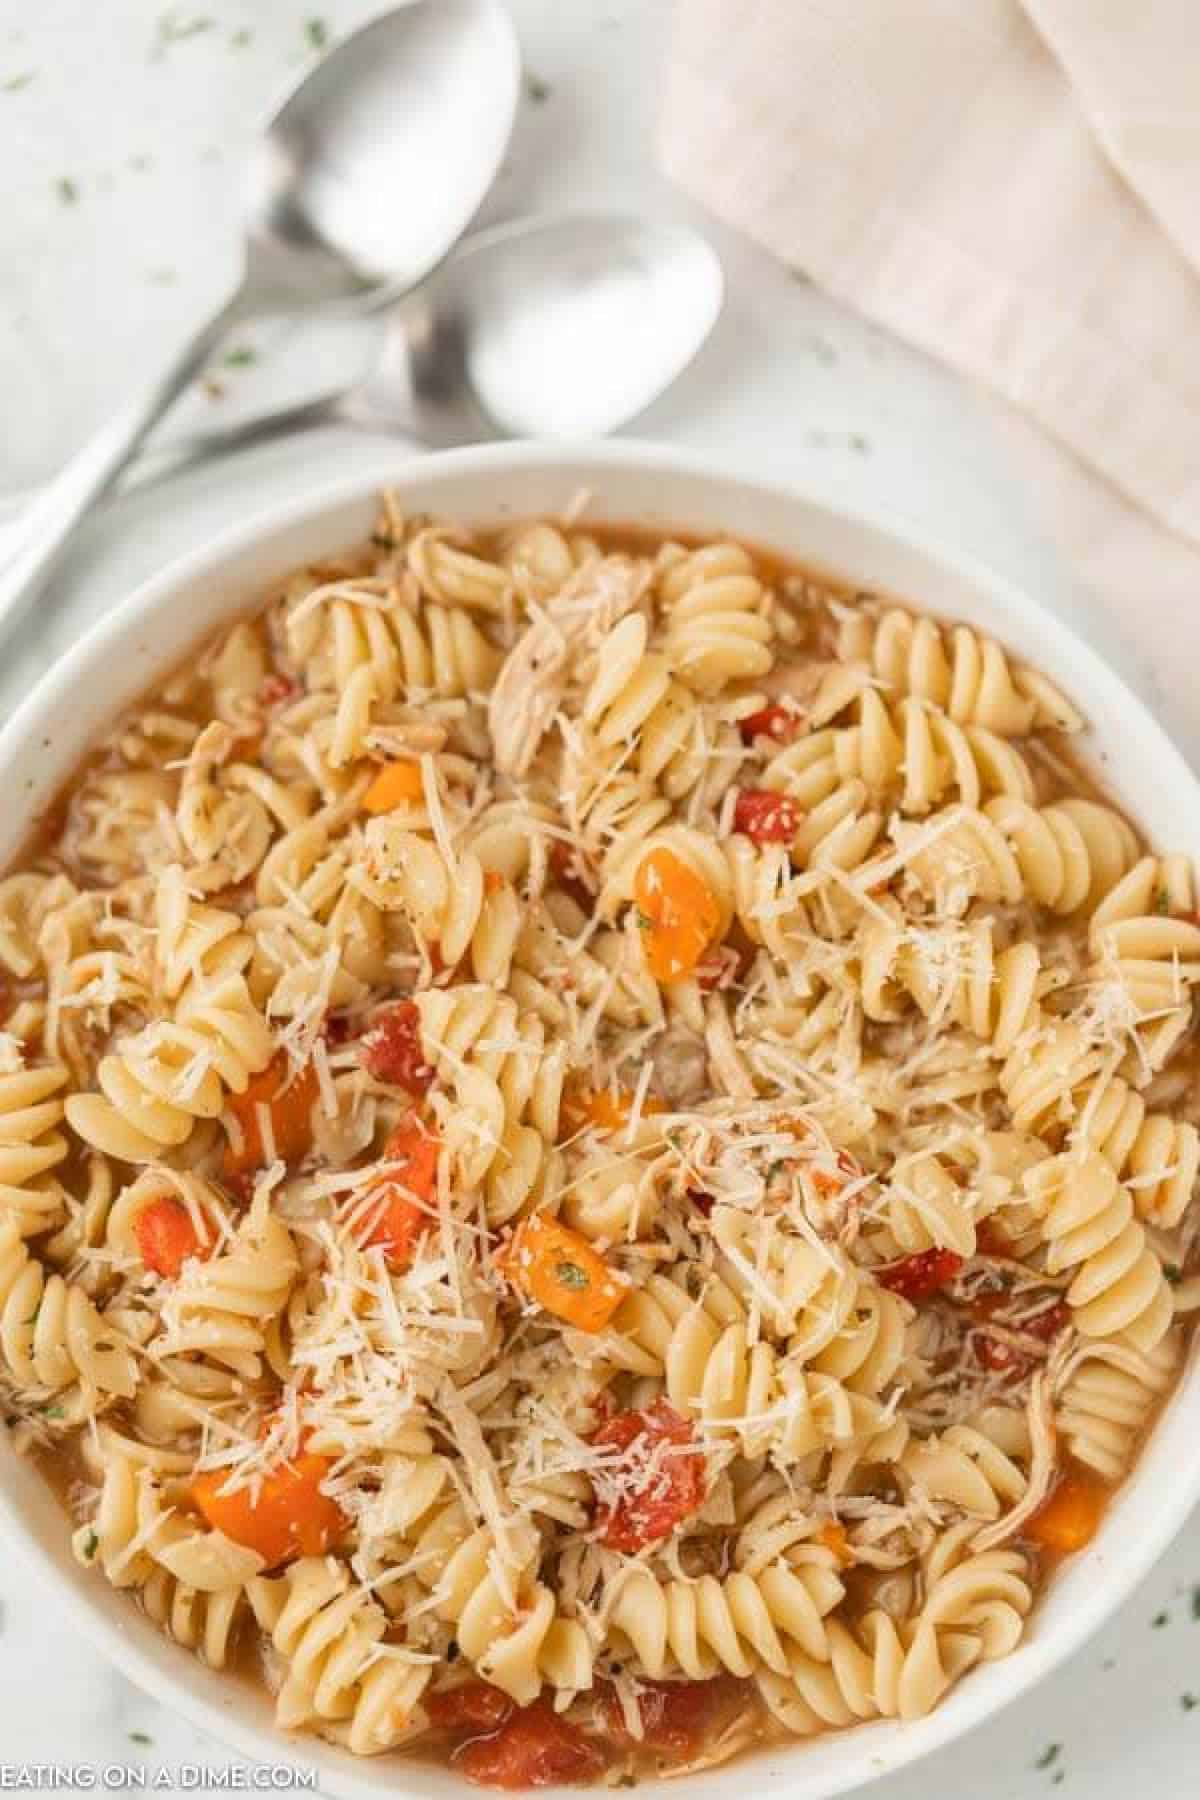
305 18 328 50
129 1732 153 1746
1051 1775 1064 1788
634 909 653 931
2 71 35 92
55 177 78 206
82 1530 98 1561
1191 1584 1200 1621
1156 888 1170 914
1153 1610 1170 1628
525 73 552 103
1035 1745 1061 1771
223 345 257 368
230 28 252 48
554 1261 589 1292
1165 1263 1182 1285
40 1404 64 1421
154 12 215 54
1182 1693 1199 1712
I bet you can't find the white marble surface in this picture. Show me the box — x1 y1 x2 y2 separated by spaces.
1 1 1199 1793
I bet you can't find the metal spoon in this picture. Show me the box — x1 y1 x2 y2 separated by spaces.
0 0 520 631
134 214 724 476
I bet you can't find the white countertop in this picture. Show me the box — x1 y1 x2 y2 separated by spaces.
2 0 1198 1792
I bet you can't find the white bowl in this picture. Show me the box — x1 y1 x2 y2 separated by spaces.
1 441 1196 1797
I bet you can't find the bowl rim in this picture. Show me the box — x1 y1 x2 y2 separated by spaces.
1 436 1197 1797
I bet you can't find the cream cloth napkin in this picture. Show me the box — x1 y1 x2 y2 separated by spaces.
659 0 1200 699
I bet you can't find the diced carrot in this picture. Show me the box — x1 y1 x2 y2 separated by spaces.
502 1213 626 1333
633 847 722 984
191 1451 346 1569
1025 1473 1108 1554
362 760 424 814
222 1053 318 1181
133 1196 207 1280
356 1116 439 1271
483 870 506 895
561 1086 666 1135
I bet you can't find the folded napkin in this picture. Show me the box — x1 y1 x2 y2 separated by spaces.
659 0 1200 707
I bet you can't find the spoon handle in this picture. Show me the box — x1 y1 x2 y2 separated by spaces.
0 288 244 635
125 392 348 489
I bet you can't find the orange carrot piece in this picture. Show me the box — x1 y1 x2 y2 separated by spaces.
633 847 721 983
222 1053 318 1180
356 1116 440 1271
192 1451 346 1569
362 760 424 813
503 1213 626 1333
561 1086 667 1135
134 1197 206 1280
1026 1473 1109 1554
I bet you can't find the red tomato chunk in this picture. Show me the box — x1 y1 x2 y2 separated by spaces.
427 1682 515 1735
1021 1300 1071 1341
877 1248 964 1302
600 1676 741 1758
454 1700 606 1789
134 1197 205 1280
739 704 799 745
259 672 300 707
975 1336 1027 1377
733 788 802 845
592 1398 705 1552
360 1000 434 1094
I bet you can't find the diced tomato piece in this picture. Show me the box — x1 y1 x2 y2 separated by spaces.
427 1682 515 1735
975 1219 1013 1257
549 840 597 912
975 1335 1028 1378
732 788 802 846
694 943 748 991
1021 1300 1071 1342
877 1248 964 1302
259 672 299 707
191 1450 346 1569
739 703 800 746
1025 1472 1108 1554
321 1011 355 1048
600 1676 742 1757
360 1000 434 1095
133 1196 208 1279
592 1398 705 1552
454 1700 607 1789
223 1053 317 1181
356 1116 439 1271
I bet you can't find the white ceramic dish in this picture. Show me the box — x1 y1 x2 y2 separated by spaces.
0 440 1196 1797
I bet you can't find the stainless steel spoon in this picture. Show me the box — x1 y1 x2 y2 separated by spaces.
0 0 519 631
134 214 725 476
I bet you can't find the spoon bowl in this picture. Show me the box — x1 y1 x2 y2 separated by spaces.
246 1 521 301
369 212 726 439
